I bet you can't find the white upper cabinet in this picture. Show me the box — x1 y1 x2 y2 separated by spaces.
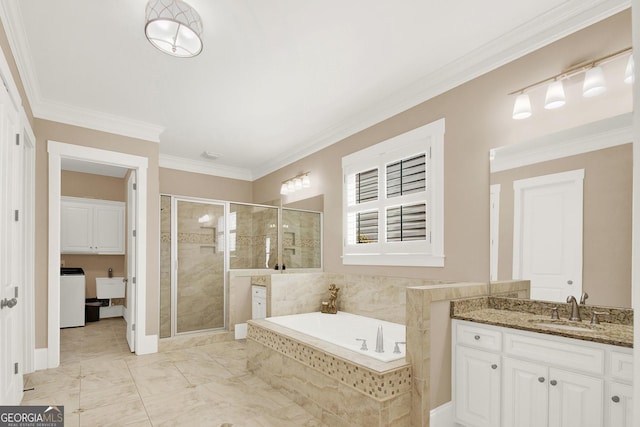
61 197 125 254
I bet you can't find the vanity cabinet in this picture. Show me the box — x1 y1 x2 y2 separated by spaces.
61 197 125 254
452 319 633 427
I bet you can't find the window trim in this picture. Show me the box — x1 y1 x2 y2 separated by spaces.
342 118 445 267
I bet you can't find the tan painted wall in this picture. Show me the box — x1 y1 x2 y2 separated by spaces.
60 170 126 298
491 144 632 307
252 11 632 286
159 168 253 202
34 118 161 347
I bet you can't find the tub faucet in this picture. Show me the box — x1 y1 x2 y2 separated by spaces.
375 326 384 353
355 338 368 351
566 295 581 321
393 341 406 354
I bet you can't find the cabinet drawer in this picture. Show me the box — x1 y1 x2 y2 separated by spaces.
609 351 633 382
504 332 604 375
456 321 502 351
252 286 267 298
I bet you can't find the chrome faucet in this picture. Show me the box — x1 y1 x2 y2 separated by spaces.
375 326 384 353
580 292 589 305
566 295 581 321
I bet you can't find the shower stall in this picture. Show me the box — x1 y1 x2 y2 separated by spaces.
160 195 322 339
160 195 226 338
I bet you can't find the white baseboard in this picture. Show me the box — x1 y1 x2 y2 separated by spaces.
235 323 247 339
34 348 48 371
136 334 158 355
430 401 456 427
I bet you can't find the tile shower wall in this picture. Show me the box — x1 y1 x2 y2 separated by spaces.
160 196 226 337
281 209 321 269
229 204 278 269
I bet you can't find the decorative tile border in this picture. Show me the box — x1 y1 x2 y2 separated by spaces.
247 322 411 401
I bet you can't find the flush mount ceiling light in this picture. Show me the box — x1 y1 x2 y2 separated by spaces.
145 0 203 58
280 172 311 196
508 46 632 119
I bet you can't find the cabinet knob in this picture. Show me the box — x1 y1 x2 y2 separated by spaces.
612 396 620 403
474 335 480 340
538 377 545 383
491 364 497 370
550 380 557 386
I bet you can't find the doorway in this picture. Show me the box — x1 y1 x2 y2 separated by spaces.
47 141 153 369
512 169 584 302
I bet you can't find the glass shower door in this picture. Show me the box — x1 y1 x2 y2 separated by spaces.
174 199 226 334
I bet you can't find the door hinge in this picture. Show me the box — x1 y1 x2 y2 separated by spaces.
14 287 18 298
132 230 136 238
133 183 137 190
132 277 136 284
14 362 18 374
15 134 19 146
14 210 19 221
132 324 136 331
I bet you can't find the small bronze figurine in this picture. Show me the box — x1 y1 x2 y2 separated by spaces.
327 284 339 314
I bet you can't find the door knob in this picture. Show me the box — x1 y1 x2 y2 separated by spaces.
567 280 573 285
611 396 620 403
550 380 558 386
0 298 17 309
538 377 545 383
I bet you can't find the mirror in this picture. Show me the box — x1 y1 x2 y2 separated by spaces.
489 115 632 308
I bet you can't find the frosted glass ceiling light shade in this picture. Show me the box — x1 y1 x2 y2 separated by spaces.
512 94 532 120
544 80 566 109
145 0 203 58
624 55 635 84
582 66 606 97
302 174 311 188
294 178 303 190
280 183 289 195
287 181 295 193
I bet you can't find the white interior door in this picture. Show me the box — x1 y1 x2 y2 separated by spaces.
126 171 136 352
0 83 22 404
513 170 584 302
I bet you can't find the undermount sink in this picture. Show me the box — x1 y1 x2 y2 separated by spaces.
529 319 597 332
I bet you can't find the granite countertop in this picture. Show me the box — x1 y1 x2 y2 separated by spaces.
451 297 633 348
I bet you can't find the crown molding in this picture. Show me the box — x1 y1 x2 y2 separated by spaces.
0 0 630 177
159 154 253 181
253 0 631 179
490 113 633 173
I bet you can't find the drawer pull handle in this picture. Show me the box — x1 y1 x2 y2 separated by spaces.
538 377 545 383
474 335 480 340
491 364 497 370
550 380 557 386
612 396 620 403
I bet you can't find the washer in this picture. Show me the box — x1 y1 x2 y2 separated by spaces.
60 267 86 328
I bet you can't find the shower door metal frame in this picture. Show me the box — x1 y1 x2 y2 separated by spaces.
170 195 228 337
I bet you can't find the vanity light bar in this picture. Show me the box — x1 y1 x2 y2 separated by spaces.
509 46 633 120
280 172 311 195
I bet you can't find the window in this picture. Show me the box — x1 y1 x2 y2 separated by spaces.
342 118 445 266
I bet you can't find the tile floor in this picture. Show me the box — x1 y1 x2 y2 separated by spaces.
21 318 325 426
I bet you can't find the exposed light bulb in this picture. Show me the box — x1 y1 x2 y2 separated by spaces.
624 55 634 84
512 93 532 120
544 80 566 109
583 66 606 97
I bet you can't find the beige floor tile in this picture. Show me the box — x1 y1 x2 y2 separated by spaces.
21 317 324 426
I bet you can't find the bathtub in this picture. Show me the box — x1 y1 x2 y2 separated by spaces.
265 311 406 362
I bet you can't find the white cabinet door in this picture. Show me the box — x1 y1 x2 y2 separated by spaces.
61 198 125 254
94 204 125 254
455 346 501 427
548 368 603 427
502 357 549 427
60 201 93 252
606 382 633 427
